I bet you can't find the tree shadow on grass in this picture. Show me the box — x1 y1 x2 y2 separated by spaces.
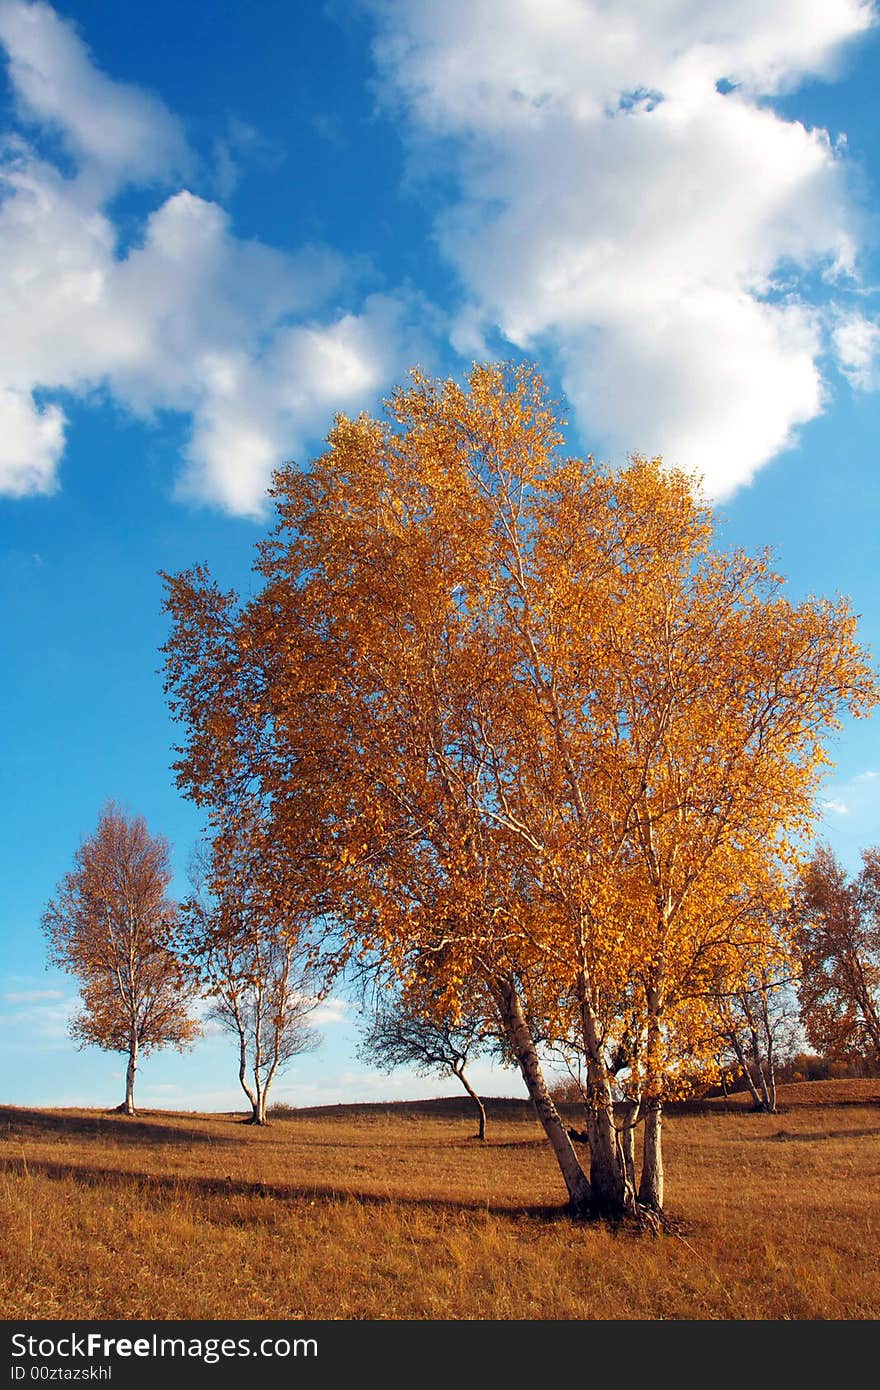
478 1137 550 1150
0 1150 577 1226
290 1096 539 1123
0 1106 236 1147
768 1126 880 1143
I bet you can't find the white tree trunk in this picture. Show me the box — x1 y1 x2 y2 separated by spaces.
496 977 593 1214
236 1027 259 1119
638 1100 664 1212
576 976 628 1215
728 1027 775 1113
585 1101 627 1216
123 1033 138 1115
254 1076 267 1125
620 1099 640 1199
639 980 665 1212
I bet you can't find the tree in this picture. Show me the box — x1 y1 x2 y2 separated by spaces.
162 363 877 1220
42 803 200 1114
718 964 801 1114
356 990 491 1139
794 844 880 1064
183 824 322 1124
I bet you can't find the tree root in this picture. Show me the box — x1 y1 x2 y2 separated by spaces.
632 1203 665 1235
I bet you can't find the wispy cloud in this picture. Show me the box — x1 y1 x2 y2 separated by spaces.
270 1057 525 1108
311 112 348 150
2 987 64 1004
0 986 77 1040
820 767 880 820
310 996 349 1027
210 116 286 201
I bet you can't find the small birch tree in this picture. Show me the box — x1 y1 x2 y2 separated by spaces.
719 965 801 1113
183 828 322 1124
42 803 199 1114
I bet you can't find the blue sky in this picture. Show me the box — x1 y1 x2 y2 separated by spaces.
1 0 878 1112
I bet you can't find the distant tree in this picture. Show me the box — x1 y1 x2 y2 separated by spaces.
719 966 801 1113
795 845 880 1065
182 824 322 1124
42 803 200 1114
357 993 490 1139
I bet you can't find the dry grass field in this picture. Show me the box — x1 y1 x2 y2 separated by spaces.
1 1079 878 1320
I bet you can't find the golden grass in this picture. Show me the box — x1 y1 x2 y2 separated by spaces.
1 1080 878 1320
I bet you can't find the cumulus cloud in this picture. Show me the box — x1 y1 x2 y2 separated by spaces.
3 0 876 513
0 2 431 514
371 0 876 495
822 797 850 815
176 291 434 515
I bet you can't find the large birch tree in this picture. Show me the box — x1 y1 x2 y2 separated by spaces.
162 363 877 1219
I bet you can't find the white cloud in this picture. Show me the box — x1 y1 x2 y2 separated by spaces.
0 3 434 515
3 1 875 514
176 292 433 516
193 990 351 1038
0 0 190 189
371 0 876 495
0 384 65 495
310 996 350 1027
833 310 880 389
271 1057 526 1107
818 768 879 822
